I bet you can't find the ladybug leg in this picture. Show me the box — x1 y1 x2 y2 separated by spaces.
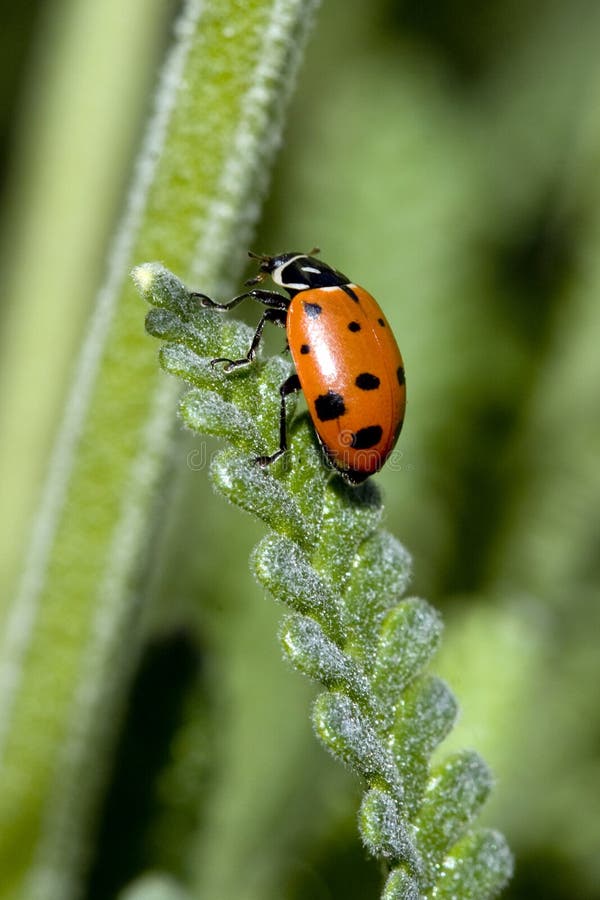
255 374 301 468
211 307 287 372
192 288 289 312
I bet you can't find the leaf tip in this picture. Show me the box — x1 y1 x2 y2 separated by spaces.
131 261 160 298
132 261 196 315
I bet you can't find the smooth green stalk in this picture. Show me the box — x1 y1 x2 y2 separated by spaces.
0 1 319 897
134 262 513 899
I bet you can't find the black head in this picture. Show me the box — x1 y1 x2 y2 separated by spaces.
247 250 350 295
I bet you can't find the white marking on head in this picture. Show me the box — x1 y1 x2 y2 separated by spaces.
270 254 304 287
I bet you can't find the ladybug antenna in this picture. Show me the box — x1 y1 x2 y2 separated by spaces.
246 249 270 285
307 246 320 256
244 250 271 286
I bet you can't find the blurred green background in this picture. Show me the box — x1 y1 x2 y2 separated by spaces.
2 0 600 898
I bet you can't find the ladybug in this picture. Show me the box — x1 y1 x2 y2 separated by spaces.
193 250 406 484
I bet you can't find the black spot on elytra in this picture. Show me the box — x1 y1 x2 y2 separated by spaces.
303 301 322 318
378 317 386 327
315 390 346 422
348 321 361 332
355 372 380 391
350 425 383 449
397 365 405 386
300 344 310 354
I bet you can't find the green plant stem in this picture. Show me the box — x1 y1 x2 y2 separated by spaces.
0 1 319 897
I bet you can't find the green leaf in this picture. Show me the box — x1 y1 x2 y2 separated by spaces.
434 829 514 900
280 613 371 703
253 535 343 637
181 389 262 451
414 751 494 889
382 868 420 900
211 448 309 544
136 259 513 900
373 598 443 727
392 676 459 817
313 692 402 800
359 788 420 869
311 479 384 586
343 531 412 661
